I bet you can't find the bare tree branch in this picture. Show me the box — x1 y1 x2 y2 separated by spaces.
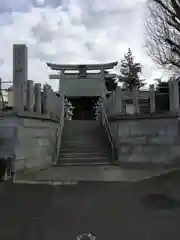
145 0 180 72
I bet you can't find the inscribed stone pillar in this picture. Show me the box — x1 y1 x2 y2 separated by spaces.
34 83 41 114
149 84 155 113
13 44 28 113
132 86 140 113
26 80 34 112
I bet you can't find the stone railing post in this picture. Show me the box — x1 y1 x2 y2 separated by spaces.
149 84 155 113
42 84 50 114
54 93 58 118
112 91 116 114
59 70 65 94
105 94 111 115
26 80 34 112
168 80 174 112
115 87 123 114
132 86 140 114
34 83 41 114
172 78 180 113
13 44 28 113
0 78 2 110
59 93 64 118
100 69 104 81
48 86 53 117
108 95 113 115
50 89 54 115
51 89 56 117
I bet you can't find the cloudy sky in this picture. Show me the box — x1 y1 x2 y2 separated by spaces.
0 0 171 90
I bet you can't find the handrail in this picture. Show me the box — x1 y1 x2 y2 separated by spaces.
52 94 65 165
100 97 117 163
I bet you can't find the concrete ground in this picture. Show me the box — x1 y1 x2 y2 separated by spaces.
1 170 180 240
16 165 180 182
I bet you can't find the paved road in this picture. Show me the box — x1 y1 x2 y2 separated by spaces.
1 171 180 240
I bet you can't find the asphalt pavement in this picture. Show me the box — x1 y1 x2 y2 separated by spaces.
1 170 180 240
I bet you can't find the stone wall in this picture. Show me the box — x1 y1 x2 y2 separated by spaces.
0 114 59 173
109 115 180 167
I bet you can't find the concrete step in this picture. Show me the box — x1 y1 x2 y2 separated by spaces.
61 139 106 144
64 120 100 126
60 147 109 153
59 152 109 158
62 137 104 141
58 156 110 166
62 133 105 138
59 156 109 161
60 120 111 166
61 140 105 144
63 126 103 136
58 162 111 166
63 130 104 134
61 142 106 148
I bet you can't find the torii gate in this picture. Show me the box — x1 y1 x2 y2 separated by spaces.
47 62 118 96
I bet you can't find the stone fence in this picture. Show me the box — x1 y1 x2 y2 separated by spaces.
17 80 62 122
104 80 179 116
11 44 63 122
103 81 180 167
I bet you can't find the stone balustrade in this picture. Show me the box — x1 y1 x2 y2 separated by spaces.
104 80 180 116
10 44 62 122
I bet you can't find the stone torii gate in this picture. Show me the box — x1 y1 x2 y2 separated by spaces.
47 62 118 96
46 62 118 119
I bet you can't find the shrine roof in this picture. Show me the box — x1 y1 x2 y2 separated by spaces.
46 62 118 71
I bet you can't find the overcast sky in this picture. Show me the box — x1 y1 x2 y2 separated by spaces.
0 0 171 90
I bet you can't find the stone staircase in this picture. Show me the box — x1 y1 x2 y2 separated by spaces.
58 120 112 165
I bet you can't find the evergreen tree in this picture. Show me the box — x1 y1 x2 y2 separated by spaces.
119 48 145 90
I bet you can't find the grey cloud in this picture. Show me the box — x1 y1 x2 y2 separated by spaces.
0 0 63 13
0 13 13 25
82 4 145 30
0 58 4 66
32 0 63 8
35 50 57 61
0 0 166 84
30 0 146 65
0 0 31 13
32 24 54 42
